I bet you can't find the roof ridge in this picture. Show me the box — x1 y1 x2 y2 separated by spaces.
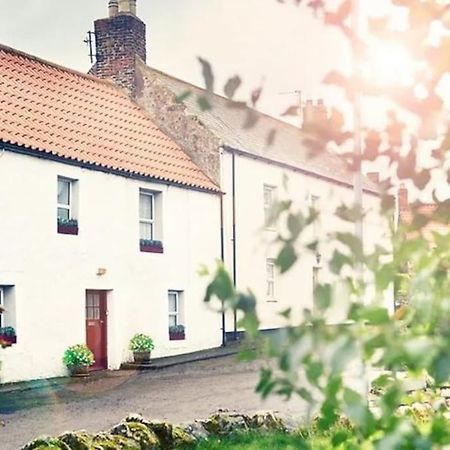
145 65 379 193
0 43 117 89
146 64 308 135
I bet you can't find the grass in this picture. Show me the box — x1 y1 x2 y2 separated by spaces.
185 430 342 450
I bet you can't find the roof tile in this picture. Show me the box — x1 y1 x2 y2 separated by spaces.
0 45 218 192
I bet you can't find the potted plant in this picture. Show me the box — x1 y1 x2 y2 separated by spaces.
63 344 95 376
58 218 79 235
139 239 163 254
129 333 154 363
169 325 185 341
0 326 17 347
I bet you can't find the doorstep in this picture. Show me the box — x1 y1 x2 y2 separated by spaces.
120 341 241 371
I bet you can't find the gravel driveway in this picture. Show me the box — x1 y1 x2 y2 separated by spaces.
0 355 307 449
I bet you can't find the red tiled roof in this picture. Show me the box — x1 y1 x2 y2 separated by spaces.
0 45 218 192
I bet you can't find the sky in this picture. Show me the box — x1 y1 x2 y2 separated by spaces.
1 0 447 198
0 0 360 122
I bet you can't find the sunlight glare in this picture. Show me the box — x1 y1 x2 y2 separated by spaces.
361 41 417 87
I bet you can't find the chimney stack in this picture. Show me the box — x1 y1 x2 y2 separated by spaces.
302 99 328 130
367 172 380 184
91 0 146 96
108 0 119 17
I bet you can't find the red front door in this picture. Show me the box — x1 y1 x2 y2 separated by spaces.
86 290 108 370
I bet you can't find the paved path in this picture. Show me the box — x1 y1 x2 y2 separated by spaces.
0 355 307 449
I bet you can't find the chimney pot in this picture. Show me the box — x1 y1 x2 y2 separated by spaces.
118 0 136 14
108 0 119 17
367 172 379 184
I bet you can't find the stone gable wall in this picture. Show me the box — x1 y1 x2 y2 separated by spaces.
135 59 221 185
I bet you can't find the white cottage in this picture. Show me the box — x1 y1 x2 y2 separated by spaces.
0 45 222 383
87 2 390 339
0 1 391 383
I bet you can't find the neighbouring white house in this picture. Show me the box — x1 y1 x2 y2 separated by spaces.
0 44 222 383
88 1 391 338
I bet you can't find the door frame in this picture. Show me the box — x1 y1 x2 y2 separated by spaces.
85 289 108 370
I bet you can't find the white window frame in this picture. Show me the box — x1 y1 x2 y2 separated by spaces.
168 290 181 327
264 185 276 229
0 287 4 328
139 191 155 241
266 258 276 301
57 177 72 221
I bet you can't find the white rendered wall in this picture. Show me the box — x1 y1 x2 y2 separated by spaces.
221 150 392 332
0 151 222 383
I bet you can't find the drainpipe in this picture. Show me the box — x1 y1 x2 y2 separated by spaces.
220 193 226 347
231 151 238 341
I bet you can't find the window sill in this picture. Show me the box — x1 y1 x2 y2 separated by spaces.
58 225 78 235
140 245 164 254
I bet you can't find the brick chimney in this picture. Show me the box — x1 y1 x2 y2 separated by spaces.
302 99 328 130
90 0 146 96
398 184 409 211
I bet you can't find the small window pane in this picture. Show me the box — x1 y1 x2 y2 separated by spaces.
267 263 274 278
58 179 70 206
264 187 273 207
58 207 69 221
168 293 178 313
139 194 153 220
169 315 177 327
140 222 153 240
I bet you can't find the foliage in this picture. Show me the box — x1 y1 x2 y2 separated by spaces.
62 344 94 368
202 0 449 447
129 333 155 352
57 218 78 227
169 325 186 334
0 326 16 337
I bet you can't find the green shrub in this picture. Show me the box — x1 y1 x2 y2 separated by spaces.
62 344 94 368
129 333 155 352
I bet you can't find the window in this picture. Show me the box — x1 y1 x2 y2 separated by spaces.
0 288 4 328
0 286 16 329
168 291 182 327
264 185 276 228
57 177 78 234
57 177 72 221
139 191 155 241
266 259 276 300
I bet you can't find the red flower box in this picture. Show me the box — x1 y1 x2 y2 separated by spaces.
140 240 164 253
169 332 185 341
0 334 16 347
58 224 78 235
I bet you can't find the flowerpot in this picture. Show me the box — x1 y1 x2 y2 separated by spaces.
169 332 185 341
140 244 163 254
133 351 151 364
69 365 90 377
58 225 79 235
0 338 12 348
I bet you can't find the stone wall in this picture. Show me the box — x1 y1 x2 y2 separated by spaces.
135 59 221 185
22 412 291 449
